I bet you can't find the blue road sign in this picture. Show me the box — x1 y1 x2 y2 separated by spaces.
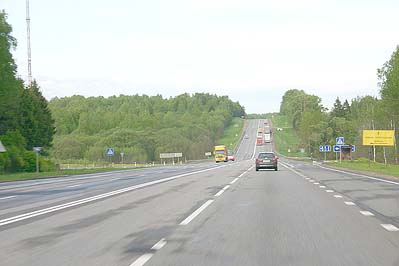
336 137 345 145
351 145 355 152
333 145 341 152
106 148 114 156
319 145 331 152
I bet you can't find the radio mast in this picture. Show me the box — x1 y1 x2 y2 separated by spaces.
26 0 32 86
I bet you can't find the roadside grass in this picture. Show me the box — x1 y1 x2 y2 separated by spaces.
218 117 245 152
327 158 399 177
0 168 131 182
271 114 307 158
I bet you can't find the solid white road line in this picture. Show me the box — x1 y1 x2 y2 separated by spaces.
230 178 239 184
180 200 214 225
129 254 153 266
280 163 308 178
345 201 356 206
0 171 130 191
151 239 167 250
0 196 16 200
360 211 375 216
334 195 343 198
381 224 399 232
326 190 334 193
318 165 399 185
0 166 227 227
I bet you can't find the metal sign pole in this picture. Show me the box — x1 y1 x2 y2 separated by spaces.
339 147 342 164
36 152 39 174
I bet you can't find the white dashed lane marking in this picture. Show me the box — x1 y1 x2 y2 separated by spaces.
129 254 153 266
180 200 214 225
381 224 399 232
314 182 320 185
360 211 375 216
151 239 167 250
326 190 334 193
230 178 239 184
334 195 343 198
345 201 356 206
319 185 326 188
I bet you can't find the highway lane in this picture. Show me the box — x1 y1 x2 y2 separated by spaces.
1 119 398 265
147 159 399 266
0 162 235 222
0 158 253 266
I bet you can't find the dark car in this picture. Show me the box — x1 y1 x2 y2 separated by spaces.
255 152 278 171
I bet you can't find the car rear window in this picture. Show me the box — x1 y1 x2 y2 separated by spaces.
258 153 274 159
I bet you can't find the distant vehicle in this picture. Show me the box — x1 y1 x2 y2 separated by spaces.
264 132 271 143
255 152 278 171
257 128 263 135
256 136 263 146
228 155 235 161
244 134 249 139
214 145 228 162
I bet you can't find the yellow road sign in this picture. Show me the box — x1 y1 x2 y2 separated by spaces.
362 130 395 146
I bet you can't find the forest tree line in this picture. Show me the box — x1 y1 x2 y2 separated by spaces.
279 45 399 162
49 93 245 163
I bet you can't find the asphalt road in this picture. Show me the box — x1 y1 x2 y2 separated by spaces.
0 119 398 266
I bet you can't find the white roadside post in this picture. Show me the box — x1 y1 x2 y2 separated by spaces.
33 147 42 174
120 152 124 168
0 141 6 153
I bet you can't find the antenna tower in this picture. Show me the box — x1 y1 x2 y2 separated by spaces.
26 0 32 86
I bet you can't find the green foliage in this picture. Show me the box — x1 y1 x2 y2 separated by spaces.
19 80 56 149
271 114 307 157
217 117 245 152
0 11 24 135
378 45 399 120
0 11 56 173
49 93 246 162
280 89 323 129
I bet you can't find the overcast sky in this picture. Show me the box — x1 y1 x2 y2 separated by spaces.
2 0 398 113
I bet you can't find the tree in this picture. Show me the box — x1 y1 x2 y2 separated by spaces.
378 45 399 120
19 80 55 149
331 97 344 118
0 11 24 135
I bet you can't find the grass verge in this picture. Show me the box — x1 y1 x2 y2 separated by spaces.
326 158 399 178
218 117 245 152
270 114 307 158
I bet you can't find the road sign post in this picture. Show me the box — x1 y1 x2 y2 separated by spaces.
120 152 124 167
33 147 42 174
